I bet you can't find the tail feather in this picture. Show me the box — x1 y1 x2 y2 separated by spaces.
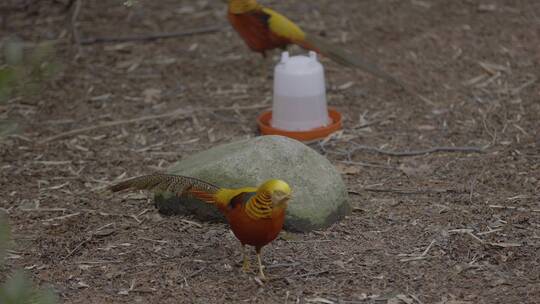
109 173 220 204
302 34 405 88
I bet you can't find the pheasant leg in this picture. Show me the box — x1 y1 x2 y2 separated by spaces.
241 244 250 272
256 248 266 279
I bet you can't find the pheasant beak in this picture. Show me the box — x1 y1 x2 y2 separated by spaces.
271 190 292 207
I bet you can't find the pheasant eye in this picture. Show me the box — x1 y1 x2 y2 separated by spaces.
273 190 285 196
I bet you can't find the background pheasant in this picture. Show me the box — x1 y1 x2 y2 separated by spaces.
227 0 404 87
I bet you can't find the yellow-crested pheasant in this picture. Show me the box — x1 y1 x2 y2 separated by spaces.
109 173 292 278
227 0 403 87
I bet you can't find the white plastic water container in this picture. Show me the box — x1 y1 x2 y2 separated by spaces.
271 51 330 131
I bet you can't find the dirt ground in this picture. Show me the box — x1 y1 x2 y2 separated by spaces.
1 0 539 303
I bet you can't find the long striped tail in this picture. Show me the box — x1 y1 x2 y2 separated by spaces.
301 34 405 88
109 173 220 204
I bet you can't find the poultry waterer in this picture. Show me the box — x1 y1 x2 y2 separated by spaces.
257 51 342 141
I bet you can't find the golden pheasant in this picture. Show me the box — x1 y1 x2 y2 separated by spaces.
109 173 292 278
227 0 403 86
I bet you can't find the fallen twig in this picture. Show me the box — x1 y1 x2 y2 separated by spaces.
450 229 523 248
70 0 83 45
138 238 168 244
76 260 123 264
306 297 336 304
286 239 332 243
80 25 225 45
339 160 398 170
489 205 540 213
62 234 93 260
488 242 522 248
351 118 390 130
42 212 81 222
477 228 503 236
180 219 203 228
510 74 537 95
468 168 486 204
410 294 424 304
448 229 485 244
399 240 436 262
270 269 329 281
186 266 207 279
265 262 300 269
350 144 485 157
361 187 464 195
39 104 268 143
19 208 68 212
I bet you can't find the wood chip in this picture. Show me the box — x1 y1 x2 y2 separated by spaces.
307 297 335 304
479 61 509 74
488 242 522 248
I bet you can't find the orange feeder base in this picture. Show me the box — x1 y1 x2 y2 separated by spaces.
257 108 343 142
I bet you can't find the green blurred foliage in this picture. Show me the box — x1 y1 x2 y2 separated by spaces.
0 37 60 104
0 272 57 304
0 215 8 265
0 66 16 103
123 0 139 7
0 215 58 304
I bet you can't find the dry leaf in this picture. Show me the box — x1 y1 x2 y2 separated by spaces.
142 88 162 104
335 164 361 175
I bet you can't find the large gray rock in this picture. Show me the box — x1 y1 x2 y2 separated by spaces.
155 135 349 232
